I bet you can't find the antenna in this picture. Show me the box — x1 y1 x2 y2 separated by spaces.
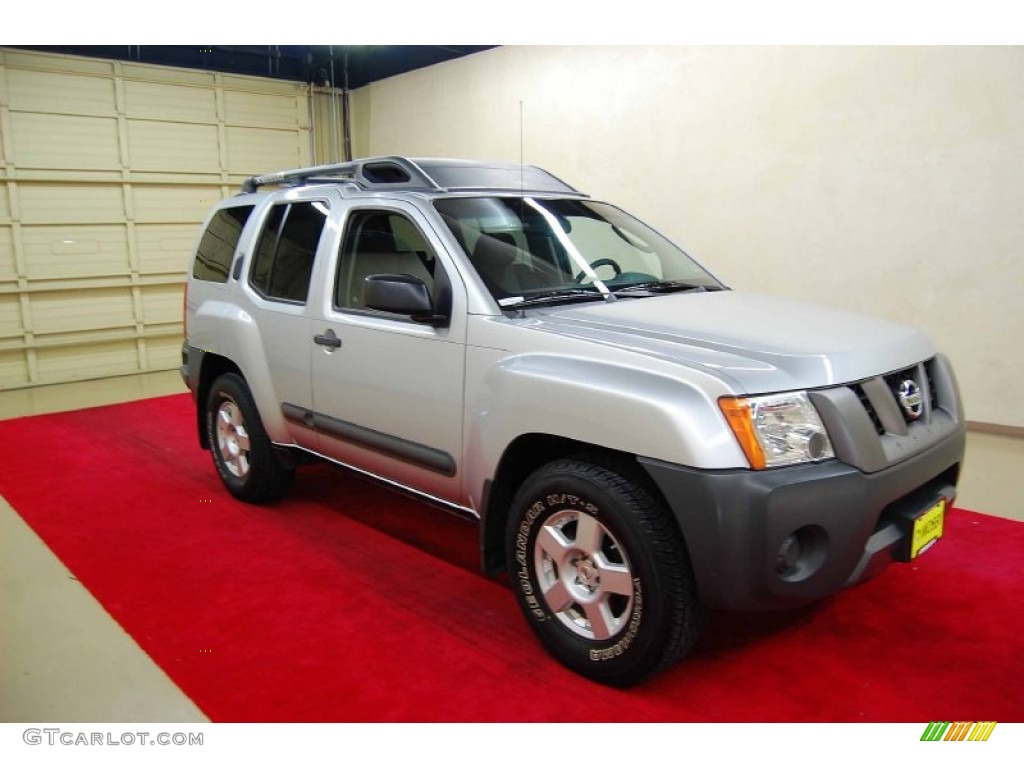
519 100 524 198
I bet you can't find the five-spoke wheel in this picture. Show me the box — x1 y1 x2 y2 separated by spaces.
508 457 703 686
206 373 293 502
534 508 635 641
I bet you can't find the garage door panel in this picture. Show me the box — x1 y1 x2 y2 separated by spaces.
127 121 221 172
0 227 14 281
227 127 301 173
2 48 309 389
121 63 215 88
0 350 30 388
145 336 184 370
18 184 126 225
7 69 117 115
30 287 135 334
136 223 198 274
222 74 298 96
140 284 184 324
133 186 218 224
125 80 218 123
224 91 299 128
35 338 139 382
21 225 130 279
4 50 114 77
10 113 121 170
0 294 22 338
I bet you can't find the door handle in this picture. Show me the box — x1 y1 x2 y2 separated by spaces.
313 329 342 349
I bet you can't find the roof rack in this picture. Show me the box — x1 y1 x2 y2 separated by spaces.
241 156 442 194
240 156 587 197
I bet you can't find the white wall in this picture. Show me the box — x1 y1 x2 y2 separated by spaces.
357 46 1024 428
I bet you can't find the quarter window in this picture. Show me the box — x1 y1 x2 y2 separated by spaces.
250 201 328 303
192 205 254 283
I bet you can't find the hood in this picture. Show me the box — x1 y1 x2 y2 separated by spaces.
527 291 936 393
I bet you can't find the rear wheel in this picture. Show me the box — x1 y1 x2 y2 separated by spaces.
205 373 293 502
507 457 702 686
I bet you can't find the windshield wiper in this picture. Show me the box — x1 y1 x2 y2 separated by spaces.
499 288 611 309
611 280 722 296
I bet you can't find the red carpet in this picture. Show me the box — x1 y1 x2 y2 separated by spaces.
0 394 1021 722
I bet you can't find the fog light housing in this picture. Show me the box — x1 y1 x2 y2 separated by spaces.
776 525 828 582
776 534 801 574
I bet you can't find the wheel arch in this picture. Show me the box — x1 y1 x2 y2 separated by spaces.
195 354 243 449
480 433 687 576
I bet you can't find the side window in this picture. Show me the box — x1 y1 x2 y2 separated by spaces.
249 201 328 303
192 205 254 283
334 210 437 313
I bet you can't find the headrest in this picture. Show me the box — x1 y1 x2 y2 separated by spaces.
472 232 519 268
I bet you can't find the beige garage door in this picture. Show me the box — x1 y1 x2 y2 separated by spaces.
0 48 312 389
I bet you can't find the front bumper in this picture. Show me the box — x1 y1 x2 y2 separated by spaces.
639 426 965 610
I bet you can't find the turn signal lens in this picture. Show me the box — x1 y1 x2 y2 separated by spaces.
719 397 767 470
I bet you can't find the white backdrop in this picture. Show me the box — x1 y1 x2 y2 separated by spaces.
353 46 1023 429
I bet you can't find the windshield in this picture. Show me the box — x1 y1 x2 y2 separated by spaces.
433 197 723 306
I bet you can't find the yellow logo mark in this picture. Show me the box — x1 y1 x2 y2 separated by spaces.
922 721 997 741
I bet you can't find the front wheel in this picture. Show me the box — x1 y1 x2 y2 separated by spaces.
205 373 293 503
507 458 702 686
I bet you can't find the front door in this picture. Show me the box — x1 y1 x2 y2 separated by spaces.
310 203 467 503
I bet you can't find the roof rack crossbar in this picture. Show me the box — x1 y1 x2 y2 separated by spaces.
241 156 443 194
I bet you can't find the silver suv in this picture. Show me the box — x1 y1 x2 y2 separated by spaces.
182 156 965 686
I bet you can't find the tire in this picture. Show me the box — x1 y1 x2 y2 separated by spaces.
205 373 294 503
506 457 702 686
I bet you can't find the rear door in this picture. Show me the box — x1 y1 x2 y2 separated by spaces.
243 194 332 449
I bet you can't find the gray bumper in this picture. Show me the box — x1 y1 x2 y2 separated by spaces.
639 426 965 611
180 342 201 397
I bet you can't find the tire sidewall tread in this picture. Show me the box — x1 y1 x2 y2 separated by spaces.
507 456 702 687
205 372 293 503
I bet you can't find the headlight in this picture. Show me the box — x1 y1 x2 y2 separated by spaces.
719 392 834 469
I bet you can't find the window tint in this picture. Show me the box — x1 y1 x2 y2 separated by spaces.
250 201 328 303
192 205 254 282
334 210 437 313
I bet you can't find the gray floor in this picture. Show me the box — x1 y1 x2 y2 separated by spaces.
0 371 1020 722
1 372 207 723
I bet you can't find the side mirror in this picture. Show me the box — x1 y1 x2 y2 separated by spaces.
363 274 449 327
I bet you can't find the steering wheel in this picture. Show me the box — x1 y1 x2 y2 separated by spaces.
575 258 623 283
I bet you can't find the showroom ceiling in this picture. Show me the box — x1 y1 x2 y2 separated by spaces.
9 45 497 88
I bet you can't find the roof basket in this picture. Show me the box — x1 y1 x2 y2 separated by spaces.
241 156 443 194
240 156 587 197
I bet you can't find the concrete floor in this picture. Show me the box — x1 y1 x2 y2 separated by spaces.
0 371 1020 722
0 372 207 723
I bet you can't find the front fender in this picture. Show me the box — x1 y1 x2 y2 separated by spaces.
463 351 746 510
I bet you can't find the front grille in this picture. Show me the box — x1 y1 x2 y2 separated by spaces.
824 356 957 475
883 364 928 427
925 358 940 412
849 358 936 435
852 383 886 435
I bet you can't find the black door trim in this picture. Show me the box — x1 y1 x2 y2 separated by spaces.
282 403 456 477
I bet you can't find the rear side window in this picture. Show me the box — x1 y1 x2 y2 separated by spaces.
192 205 254 283
250 201 329 303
